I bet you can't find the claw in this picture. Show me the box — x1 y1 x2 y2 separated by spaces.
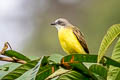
61 56 78 69
61 58 71 69
70 56 74 63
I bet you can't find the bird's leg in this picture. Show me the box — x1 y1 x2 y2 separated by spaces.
61 56 75 64
61 55 79 69
70 56 74 63
70 55 79 63
61 58 71 69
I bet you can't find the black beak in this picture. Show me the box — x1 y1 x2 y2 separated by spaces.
51 22 56 25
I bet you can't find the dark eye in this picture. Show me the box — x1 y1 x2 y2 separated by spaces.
57 20 65 26
57 21 63 24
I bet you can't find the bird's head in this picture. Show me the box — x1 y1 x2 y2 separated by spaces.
51 18 72 30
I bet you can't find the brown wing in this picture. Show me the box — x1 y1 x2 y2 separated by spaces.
73 26 89 54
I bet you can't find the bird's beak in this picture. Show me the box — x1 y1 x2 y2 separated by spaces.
51 22 56 25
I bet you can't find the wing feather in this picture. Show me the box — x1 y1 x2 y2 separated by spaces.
73 27 89 54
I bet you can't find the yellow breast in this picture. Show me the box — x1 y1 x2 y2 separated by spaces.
58 27 86 54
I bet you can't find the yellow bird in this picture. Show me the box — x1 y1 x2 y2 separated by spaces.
51 18 89 54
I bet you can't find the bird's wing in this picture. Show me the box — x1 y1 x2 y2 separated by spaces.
73 26 89 54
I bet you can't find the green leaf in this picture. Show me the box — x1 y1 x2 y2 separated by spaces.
1 59 39 80
46 68 70 80
97 24 120 63
35 64 59 80
107 38 120 80
89 64 107 79
63 62 100 80
0 63 21 79
62 54 120 67
4 50 31 62
57 70 90 80
28 56 39 60
40 56 49 67
48 54 63 63
1 56 49 80
61 54 98 80
104 56 120 67
68 63 91 76
62 54 97 63
91 73 105 80
16 56 44 80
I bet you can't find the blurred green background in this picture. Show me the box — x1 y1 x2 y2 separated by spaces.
0 0 120 57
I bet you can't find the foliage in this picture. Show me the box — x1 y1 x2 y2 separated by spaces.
4 50 31 62
97 24 120 63
0 24 120 80
107 38 120 80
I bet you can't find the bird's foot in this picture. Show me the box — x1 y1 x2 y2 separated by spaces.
61 55 79 69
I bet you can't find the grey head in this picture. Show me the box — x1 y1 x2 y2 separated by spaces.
51 18 72 30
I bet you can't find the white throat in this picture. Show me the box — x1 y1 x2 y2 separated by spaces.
55 25 64 31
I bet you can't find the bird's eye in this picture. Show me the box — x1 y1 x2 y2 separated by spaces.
57 20 66 26
57 21 63 24
57 20 65 26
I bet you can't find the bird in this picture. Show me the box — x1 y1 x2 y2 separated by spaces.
51 18 89 55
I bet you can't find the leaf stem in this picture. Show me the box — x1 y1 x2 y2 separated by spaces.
0 56 27 64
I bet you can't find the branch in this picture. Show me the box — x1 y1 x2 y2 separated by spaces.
0 57 27 64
